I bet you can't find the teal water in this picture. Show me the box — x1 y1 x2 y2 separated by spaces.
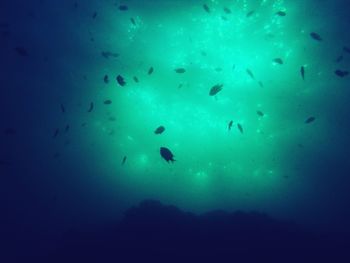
2 1 350 250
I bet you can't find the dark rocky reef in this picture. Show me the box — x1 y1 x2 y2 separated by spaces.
49 200 349 262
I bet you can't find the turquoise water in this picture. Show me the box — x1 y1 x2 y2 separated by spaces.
2 0 350 243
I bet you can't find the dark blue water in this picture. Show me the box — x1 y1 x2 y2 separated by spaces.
1 0 350 262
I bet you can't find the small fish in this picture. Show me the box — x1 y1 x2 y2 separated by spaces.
104 75 109 84
101 52 109 59
300 66 305 80
175 68 186 73
92 11 97 19
228 120 233 131
209 84 223 96
215 67 222 72
275 11 286 16
335 70 349 77
87 102 94 112
108 116 116 121
203 4 210 13
60 103 65 113
246 69 255 80
221 16 228 21
273 58 283 64
343 46 350 53
148 67 154 75
53 128 59 138
133 76 139 83
258 81 264 88
335 55 344 63
121 156 127 165
246 11 255 17
223 7 231 14
237 123 243 134
201 51 207 56
160 147 175 163
310 32 322 41
104 100 112 105
305 117 316 124
257 111 264 117
65 125 70 133
119 5 128 11
14 47 28 56
154 126 165 134
101 51 119 59
116 75 126 86
130 17 136 26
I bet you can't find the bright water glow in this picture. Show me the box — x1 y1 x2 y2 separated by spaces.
68 0 349 217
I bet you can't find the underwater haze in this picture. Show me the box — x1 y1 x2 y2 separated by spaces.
1 0 350 260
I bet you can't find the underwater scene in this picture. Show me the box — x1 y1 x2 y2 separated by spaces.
1 0 350 261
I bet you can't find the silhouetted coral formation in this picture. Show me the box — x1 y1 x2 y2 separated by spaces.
48 200 349 262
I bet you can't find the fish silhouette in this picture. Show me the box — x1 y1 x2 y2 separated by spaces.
257 111 264 117
275 11 286 16
305 117 316 124
335 70 349 77
301 66 305 80
203 4 210 13
104 75 109 84
160 147 175 163
310 32 322 41
223 7 231 14
15 47 28 56
209 84 223 96
246 69 255 80
237 123 243 134
228 120 233 131
273 58 283 64
154 126 165 134
119 5 128 11
87 102 94 112
343 46 350 53
246 11 255 17
101 51 119 59
175 68 186 73
116 75 126 86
